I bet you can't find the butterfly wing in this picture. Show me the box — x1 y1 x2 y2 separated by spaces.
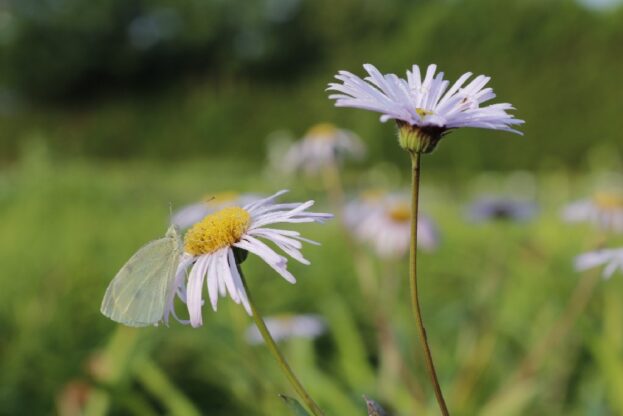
101 228 181 327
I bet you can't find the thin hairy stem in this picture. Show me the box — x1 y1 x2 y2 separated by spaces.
409 152 450 415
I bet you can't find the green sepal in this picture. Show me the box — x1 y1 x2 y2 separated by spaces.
397 120 445 154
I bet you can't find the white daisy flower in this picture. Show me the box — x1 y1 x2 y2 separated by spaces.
562 192 623 233
574 248 623 279
166 191 332 327
346 191 439 258
172 192 261 229
282 123 365 174
244 314 327 345
328 64 524 153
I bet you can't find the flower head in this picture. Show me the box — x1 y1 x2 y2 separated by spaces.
574 247 623 278
165 191 332 327
562 192 623 233
245 314 327 345
282 123 365 174
466 196 537 222
345 191 439 258
328 64 523 153
172 192 261 229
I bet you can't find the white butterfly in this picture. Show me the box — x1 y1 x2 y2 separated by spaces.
101 225 183 327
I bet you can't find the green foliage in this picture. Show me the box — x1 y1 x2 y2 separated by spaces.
0 0 622 170
1 142 623 414
280 395 311 416
1 1 623 413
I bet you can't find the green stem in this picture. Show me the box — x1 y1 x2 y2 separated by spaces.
323 161 346 216
513 268 601 381
133 357 202 416
409 152 450 416
238 265 325 416
323 162 377 302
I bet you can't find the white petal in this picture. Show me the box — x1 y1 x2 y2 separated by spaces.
227 248 252 315
187 255 210 327
235 236 297 284
205 254 220 311
217 248 241 304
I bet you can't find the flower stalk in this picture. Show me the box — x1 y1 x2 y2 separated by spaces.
237 262 325 416
409 152 450 416
515 269 600 381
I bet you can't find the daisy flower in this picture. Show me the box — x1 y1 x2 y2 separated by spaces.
245 314 327 345
282 123 365 174
346 191 439 258
328 64 524 153
172 192 261 229
467 196 537 222
562 192 623 233
574 247 623 279
166 191 332 327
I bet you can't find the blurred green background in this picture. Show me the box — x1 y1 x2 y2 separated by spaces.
1 0 623 415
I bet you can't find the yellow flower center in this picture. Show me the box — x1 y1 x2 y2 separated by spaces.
416 108 434 118
306 123 338 140
184 207 251 256
593 192 623 211
202 191 239 206
388 203 411 223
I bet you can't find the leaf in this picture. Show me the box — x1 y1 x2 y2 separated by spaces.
279 395 311 416
363 395 388 416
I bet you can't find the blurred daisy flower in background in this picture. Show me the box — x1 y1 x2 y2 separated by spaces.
466 196 537 222
345 191 439 258
166 191 332 327
172 192 261 229
574 248 623 278
245 314 327 345
562 192 623 232
328 63 523 153
282 123 365 174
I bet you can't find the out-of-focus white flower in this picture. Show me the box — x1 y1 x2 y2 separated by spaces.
282 123 365 174
466 196 537 222
172 192 261 229
328 64 523 153
562 192 623 233
245 314 327 345
574 248 623 278
345 191 439 258
165 191 332 327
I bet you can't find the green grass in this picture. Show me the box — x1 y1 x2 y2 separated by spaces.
1 142 623 415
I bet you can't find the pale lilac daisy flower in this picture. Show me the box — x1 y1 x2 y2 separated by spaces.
574 248 623 279
283 123 366 174
562 192 623 233
245 314 327 345
172 192 261 229
165 191 332 327
467 196 537 222
346 191 439 258
328 64 524 153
